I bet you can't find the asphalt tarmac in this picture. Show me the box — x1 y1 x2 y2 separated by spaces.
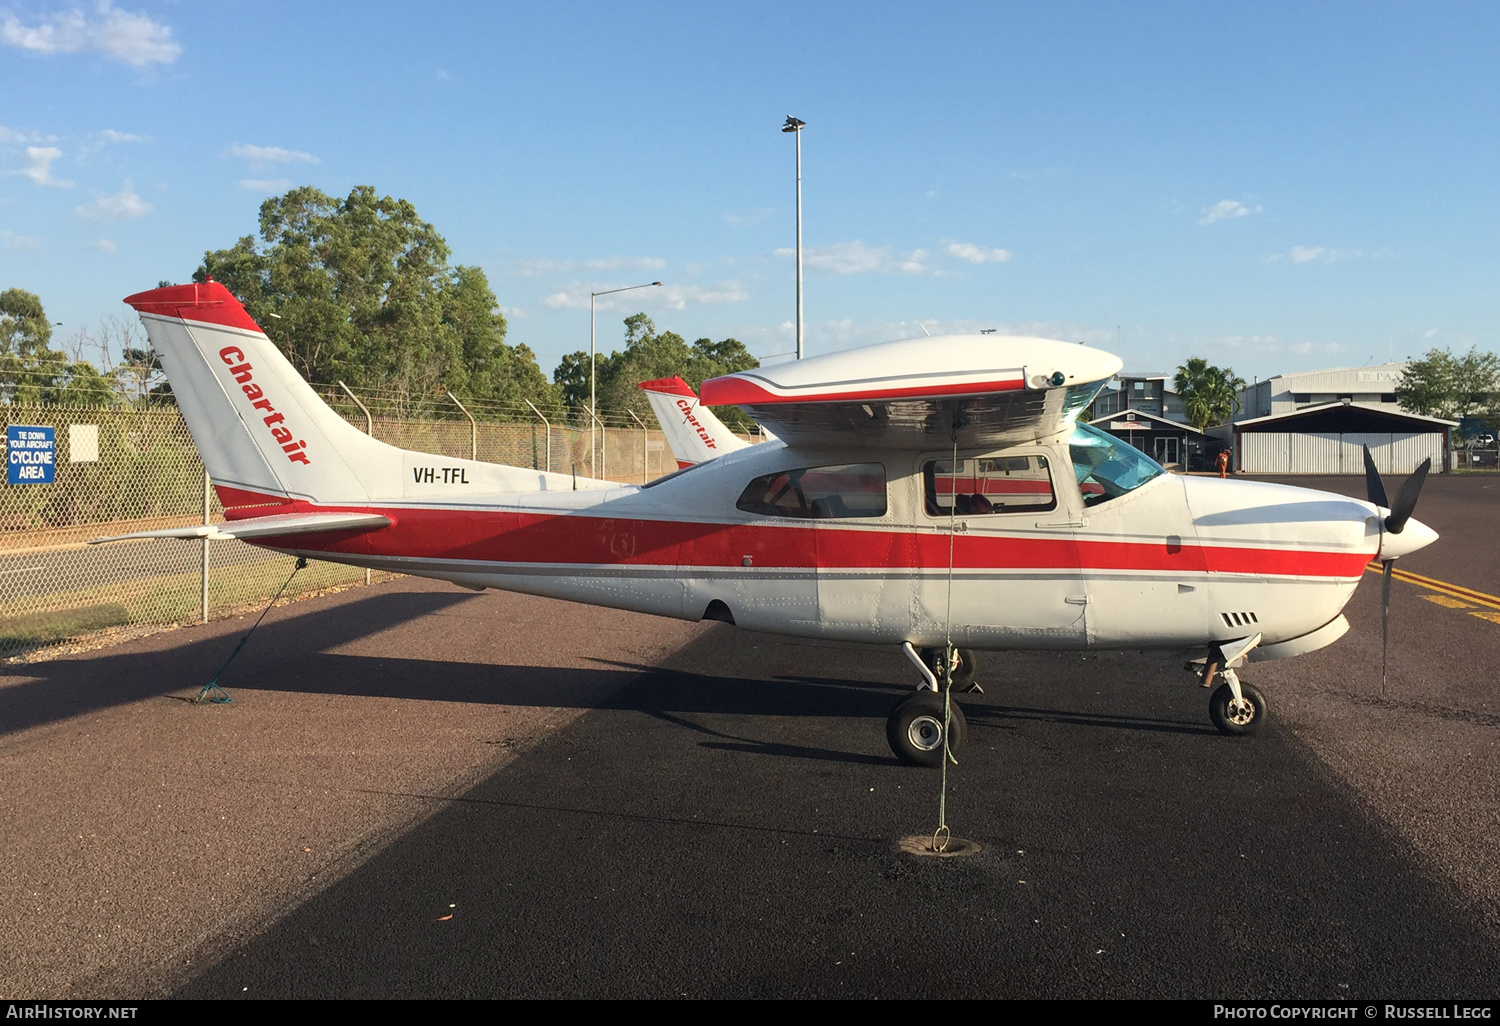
2 474 1496 999
178 632 1499 1000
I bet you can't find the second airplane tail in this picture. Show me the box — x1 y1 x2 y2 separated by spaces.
637 376 752 469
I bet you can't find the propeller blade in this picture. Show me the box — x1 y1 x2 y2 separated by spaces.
1381 559 1392 700
1385 457 1432 535
1362 445 1389 509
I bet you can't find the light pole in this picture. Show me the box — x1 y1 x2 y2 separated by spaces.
782 115 805 360
590 281 663 476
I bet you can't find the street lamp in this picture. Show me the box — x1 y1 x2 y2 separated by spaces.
782 115 805 360
590 281 663 476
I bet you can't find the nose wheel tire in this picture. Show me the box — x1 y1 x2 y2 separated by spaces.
887 690 967 767
1209 681 1269 736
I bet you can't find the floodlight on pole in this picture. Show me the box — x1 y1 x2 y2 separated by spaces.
781 116 806 360
590 280 664 477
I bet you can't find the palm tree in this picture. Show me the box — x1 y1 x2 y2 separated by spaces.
1173 357 1246 431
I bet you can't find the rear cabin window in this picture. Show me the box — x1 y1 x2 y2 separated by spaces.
736 463 887 519
924 455 1057 516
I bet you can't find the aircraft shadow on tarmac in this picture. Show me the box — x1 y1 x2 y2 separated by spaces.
3 587 1214 752
0 590 473 738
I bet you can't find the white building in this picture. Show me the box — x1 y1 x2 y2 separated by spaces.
1234 362 1408 423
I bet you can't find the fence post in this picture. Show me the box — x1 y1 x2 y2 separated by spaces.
338 382 375 585
338 380 373 436
201 470 210 623
628 410 649 484
447 391 477 461
584 409 608 481
524 399 552 473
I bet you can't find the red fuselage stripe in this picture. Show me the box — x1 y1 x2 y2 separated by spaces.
258 502 1372 579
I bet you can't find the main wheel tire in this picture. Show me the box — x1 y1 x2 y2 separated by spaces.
919 647 978 687
1209 681 1269 736
887 691 967 767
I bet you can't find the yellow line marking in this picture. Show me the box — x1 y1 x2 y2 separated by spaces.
1472 611 1500 625
1364 562 1500 612
1423 595 1475 609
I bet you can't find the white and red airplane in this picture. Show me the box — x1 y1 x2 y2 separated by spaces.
99 281 1438 766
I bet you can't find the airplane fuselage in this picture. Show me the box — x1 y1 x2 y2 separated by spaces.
255 432 1381 657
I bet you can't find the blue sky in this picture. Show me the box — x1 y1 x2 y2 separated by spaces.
1 1 1497 385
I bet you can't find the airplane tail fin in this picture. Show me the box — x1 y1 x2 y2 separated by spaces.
124 282 577 510
636 376 751 468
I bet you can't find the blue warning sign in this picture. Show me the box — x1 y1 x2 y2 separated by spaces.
8 425 55 485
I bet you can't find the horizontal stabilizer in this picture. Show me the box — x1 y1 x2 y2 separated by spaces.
91 511 393 545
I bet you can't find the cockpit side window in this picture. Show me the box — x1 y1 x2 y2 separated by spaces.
736 463 887 519
1069 422 1166 506
923 455 1057 516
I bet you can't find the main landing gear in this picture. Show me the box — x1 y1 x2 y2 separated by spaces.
1194 634 1270 736
888 643 977 767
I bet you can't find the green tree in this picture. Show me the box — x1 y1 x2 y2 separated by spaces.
0 288 121 406
554 313 760 429
195 185 555 409
1395 347 1500 430
1173 357 1245 431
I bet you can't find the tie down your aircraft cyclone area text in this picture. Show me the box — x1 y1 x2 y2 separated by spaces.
99 282 1438 767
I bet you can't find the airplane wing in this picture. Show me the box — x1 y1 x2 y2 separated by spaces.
91 511 393 544
636 376 752 468
699 335 1121 450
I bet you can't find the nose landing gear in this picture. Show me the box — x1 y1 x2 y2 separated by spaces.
1193 634 1270 736
1208 677 1268 735
887 689 968 768
891 642 971 766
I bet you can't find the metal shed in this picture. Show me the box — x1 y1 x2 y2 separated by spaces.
1232 402 1455 474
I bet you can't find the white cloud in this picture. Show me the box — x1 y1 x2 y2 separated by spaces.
656 282 748 310
1198 199 1262 226
2 229 42 250
774 240 932 275
944 240 1013 264
224 143 320 168
435 68 450 81
0 124 55 144
1424 328 1438 339
87 238 117 252
74 179 150 221
0 1 181 66
13 146 72 187
77 127 150 161
541 280 745 311
238 178 292 193
1285 245 1362 264
723 207 773 228
1216 333 1348 357
517 255 666 277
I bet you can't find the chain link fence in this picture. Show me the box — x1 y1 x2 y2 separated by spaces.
0 396 732 662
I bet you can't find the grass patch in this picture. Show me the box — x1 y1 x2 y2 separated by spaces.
0 552 387 658
0 603 131 646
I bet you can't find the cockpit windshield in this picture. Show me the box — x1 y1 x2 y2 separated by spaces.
1068 422 1166 506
